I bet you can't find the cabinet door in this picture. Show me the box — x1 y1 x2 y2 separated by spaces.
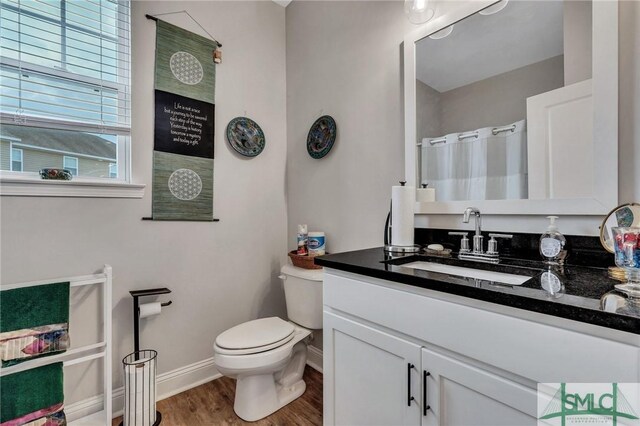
324 312 422 426
422 348 538 426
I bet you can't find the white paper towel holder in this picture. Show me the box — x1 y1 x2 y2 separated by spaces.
384 181 420 254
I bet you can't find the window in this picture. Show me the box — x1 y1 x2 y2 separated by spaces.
0 0 131 181
11 147 22 171
63 156 78 176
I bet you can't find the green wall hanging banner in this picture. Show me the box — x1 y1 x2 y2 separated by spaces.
152 18 217 221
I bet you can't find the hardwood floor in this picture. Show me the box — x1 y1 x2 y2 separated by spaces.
112 366 322 425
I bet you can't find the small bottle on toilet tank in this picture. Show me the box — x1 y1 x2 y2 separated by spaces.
297 224 308 255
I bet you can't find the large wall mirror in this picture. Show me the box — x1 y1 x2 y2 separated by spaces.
404 0 618 215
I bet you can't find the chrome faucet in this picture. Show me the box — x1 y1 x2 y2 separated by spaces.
448 207 513 264
463 207 483 253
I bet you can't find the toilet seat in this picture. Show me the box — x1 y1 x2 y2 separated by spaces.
215 317 295 355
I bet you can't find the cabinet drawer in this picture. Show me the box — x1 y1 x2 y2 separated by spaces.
324 271 640 383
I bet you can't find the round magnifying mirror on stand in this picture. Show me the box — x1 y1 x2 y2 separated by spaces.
600 203 640 281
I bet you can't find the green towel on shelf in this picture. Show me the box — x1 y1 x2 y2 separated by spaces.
0 362 64 423
0 283 70 367
0 283 70 332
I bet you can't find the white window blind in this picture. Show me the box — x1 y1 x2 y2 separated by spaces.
0 0 131 181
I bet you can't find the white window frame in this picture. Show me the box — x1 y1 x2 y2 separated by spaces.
0 0 144 198
63 155 79 176
10 146 23 172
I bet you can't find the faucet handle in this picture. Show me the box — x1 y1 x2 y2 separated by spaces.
448 232 470 253
489 233 513 239
487 234 513 255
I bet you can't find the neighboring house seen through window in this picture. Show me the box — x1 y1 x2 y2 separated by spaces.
10 147 22 171
63 156 78 176
0 0 131 180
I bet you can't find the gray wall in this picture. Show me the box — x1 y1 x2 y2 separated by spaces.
416 55 565 140
286 1 410 253
416 80 442 140
564 0 593 85
439 55 564 135
1 0 288 400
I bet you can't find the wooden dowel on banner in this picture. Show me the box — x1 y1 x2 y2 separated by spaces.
141 217 220 222
145 13 222 47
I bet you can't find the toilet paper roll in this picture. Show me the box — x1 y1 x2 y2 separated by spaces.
391 185 415 247
139 302 162 319
417 187 435 202
124 359 156 426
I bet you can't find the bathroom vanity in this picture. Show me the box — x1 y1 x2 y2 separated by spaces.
316 249 640 426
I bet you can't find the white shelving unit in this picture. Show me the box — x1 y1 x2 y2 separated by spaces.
0 265 113 425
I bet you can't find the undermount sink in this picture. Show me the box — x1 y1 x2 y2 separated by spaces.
400 261 531 286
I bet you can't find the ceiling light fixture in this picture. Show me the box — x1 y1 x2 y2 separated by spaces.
405 0 435 25
479 0 509 16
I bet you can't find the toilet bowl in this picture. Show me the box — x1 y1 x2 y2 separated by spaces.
213 265 323 421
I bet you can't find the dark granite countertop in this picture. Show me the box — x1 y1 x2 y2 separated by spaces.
314 247 640 335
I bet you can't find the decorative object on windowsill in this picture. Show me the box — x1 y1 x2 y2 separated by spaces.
226 117 266 157
288 251 324 270
307 115 337 159
39 168 73 181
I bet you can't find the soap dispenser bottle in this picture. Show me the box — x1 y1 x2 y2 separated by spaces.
540 216 567 265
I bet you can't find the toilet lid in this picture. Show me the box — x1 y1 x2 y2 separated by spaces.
215 317 295 351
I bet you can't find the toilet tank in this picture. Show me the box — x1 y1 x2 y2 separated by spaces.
280 264 323 329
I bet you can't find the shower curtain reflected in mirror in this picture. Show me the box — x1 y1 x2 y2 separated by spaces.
421 119 527 201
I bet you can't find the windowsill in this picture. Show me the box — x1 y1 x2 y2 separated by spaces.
0 174 145 198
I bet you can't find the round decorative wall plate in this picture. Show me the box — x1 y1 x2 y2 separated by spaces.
307 115 337 159
226 117 266 157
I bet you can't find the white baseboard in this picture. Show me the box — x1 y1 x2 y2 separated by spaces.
66 357 221 423
306 345 323 373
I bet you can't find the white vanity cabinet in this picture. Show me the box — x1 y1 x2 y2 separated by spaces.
324 312 422 425
323 269 640 426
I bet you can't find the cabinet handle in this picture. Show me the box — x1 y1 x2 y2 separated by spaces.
407 363 415 406
423 371 431 416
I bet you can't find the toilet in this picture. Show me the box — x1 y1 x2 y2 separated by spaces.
213 264 323 421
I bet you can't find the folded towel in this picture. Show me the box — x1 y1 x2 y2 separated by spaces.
0 283 70 366
0 363 64 424
1 324 70 365
1 403 65 426
22 409 66 426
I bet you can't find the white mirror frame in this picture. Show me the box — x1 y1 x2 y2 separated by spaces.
404 0 618 215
